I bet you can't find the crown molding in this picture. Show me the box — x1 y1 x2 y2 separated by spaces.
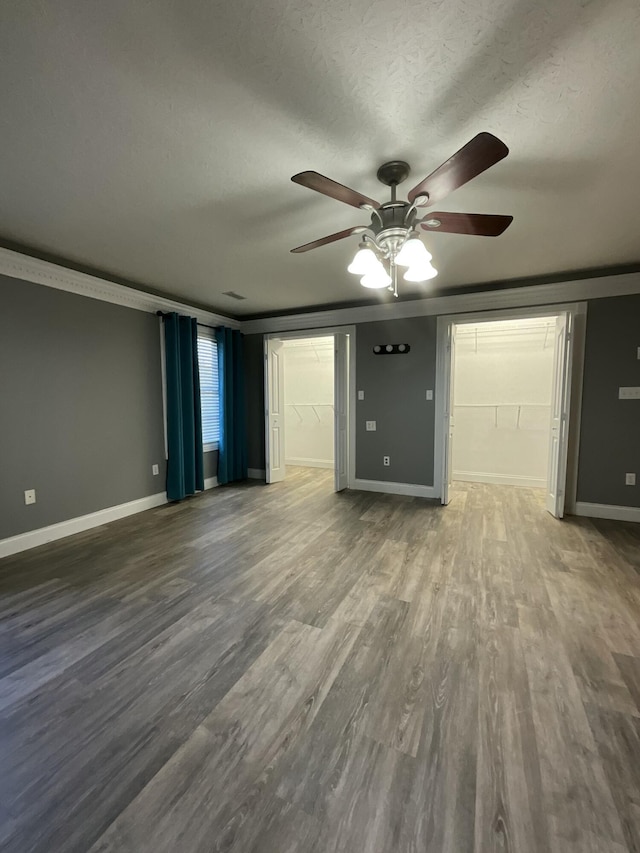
0 247 240 329
240 271 640 334
3 246 640 335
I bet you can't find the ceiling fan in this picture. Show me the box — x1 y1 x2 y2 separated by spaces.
290 132 513 297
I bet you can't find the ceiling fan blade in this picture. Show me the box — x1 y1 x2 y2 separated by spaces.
290 226 366 253
408 133 509 205
292 171 381 209
419 212 513 236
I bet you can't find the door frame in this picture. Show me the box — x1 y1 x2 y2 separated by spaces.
264 337 286 483
434 302 587 512
263 325 356 489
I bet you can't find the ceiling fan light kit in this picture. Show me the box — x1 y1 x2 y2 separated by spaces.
404 262 438 283
395 233 432 266
361 268 392 289
291 132 513 298
346 243 380 275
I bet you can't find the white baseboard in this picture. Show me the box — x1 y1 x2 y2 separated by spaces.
0 479 221 559
351 478 438 499
453 470 546 489
285 457 334 470
247 468 266 480
0 492 168 559
573 502 640 523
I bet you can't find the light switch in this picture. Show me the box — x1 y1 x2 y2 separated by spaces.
358 390 365 400
24 489 36 505
365 420 376 431
619 387 640 399
426 389 433 401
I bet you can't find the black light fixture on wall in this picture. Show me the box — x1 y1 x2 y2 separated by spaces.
373 344 410 355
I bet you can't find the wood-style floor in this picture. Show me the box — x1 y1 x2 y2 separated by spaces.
2 468 640 852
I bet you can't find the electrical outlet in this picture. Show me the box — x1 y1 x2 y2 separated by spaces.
365 420 376 431
637 346 640 360
24 489 36 505
626 473 636 486
383 456 390 466
152 464 159 475
426 389 433 401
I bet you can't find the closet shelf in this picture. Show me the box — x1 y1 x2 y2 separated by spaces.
286 402 334 422
454 403 550 429
455 403 550 408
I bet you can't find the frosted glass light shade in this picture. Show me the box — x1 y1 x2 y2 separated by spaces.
395 235 432 267
347 246 379 275
360 264 392 288
403 262 438 282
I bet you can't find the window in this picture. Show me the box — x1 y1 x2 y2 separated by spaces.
197 333 220 449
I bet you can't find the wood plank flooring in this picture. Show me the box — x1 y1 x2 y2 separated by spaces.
1 468 640 852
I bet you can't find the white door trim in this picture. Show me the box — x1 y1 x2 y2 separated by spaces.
545 311 573 518
263 325 356 490
434 302 587 507
264 337 286 483
334 331 350 491
564 310 587 514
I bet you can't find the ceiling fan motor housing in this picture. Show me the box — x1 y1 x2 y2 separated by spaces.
369 203 418 250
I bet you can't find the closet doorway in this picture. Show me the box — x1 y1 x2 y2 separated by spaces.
282 336 335 471
436 306 585 518
264 327 354 492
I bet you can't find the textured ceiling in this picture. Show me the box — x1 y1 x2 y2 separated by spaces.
1 0 640 316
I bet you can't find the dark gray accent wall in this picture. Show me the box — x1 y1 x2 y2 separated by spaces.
242 318 437 486
356 316 437 485
0 275 167 539
244 334 265 471
577 294 640 507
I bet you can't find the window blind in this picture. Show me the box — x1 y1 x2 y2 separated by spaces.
197 334 220 445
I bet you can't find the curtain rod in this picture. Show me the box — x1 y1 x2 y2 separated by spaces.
155 310 219 332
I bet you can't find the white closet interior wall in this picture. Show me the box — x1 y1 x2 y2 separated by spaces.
283 337 334 468
452 317 557 488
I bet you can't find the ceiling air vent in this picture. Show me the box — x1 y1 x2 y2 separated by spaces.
222 291 247 300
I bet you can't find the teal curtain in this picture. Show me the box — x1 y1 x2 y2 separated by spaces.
217 326 247 485
163 313 204 501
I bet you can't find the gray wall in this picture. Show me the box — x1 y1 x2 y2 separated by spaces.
204 449 218 479
1 276 635 544
576 294 640 507
243 316 437 486
0 275 166 538
243 297 640 505
355 316 437 485
244 334 265 471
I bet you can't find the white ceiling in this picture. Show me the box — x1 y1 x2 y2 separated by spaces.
1 0 639 317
